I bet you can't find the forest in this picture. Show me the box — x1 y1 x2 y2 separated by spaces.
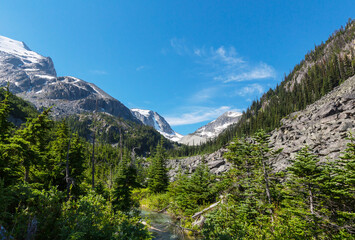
0 20 355 240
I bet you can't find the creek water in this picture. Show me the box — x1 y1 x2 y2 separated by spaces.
140 209 199 240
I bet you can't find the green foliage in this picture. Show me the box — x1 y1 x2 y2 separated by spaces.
201 131 355 239
112 150 139 212
65 113 175 156
0 92 151 239
0 183 64 240
147 139 169 193
0 85 38 123
60 191 151 240
168 164 218 216
139 191 170 211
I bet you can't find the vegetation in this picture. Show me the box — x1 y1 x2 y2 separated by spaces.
66 113 176 157
1 20 355 240
140 131 355 239
0 87 151 239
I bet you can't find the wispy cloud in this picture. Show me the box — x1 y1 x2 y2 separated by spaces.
169 39 275 83
223 63 275 83
189 87 219 103
211 46 244 66
236 83 264 96
90 70 108 75
166 106 241 126
170 38 190 55
136 65 146 71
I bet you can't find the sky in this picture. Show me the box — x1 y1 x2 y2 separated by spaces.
0 1 354 135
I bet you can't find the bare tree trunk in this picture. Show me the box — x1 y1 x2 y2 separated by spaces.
66 134 72 201
309 185 314 214
262 160 272 206
262 158 274 223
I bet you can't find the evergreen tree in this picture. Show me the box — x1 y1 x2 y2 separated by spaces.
284 146 323 237
112 149 138 212
0 84 12 142
147 138 168 193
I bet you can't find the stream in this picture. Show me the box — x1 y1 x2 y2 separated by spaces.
140 210 200 240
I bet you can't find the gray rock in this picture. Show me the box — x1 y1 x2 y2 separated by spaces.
0 36 138 123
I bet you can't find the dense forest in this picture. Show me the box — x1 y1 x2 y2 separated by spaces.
0 87 152 239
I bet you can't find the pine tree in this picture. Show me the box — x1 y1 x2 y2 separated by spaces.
0 84 12 142
321 132 355 234
112 148 138 212
284 146 324 238
0 85 15 184
147 138 168 193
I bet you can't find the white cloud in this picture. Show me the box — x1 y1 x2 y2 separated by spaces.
213 46 244 66
90 70 108 75
189 87 219 103
236 83 264 96
166 106 241 126
223 63 275 83
170 40 275 83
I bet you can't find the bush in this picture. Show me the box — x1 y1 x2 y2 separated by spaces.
59 191 151 240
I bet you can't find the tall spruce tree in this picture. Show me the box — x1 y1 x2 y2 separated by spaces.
112 148 138 212
147 138 168 193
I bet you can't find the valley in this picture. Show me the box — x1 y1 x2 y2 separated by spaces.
0 8 354 240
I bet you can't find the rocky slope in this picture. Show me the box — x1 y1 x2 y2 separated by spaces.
179 111 242 145
269 75 355 171
131 108 183 142
0 35 137 122
167 75 355 179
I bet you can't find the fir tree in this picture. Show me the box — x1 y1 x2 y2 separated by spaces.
147 138 169 193
112 149 138 212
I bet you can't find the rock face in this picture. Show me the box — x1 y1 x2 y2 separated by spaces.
168 76 355 179
131 108 183 142
0 35 137 122
167 148 232 181
269 75 355 171
179 111 242 145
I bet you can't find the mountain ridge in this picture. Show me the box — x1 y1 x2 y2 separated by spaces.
179 111 242 145
130 108 183 142
0 35 138 123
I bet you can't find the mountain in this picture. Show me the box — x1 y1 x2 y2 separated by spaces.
168 74 355 179
0 35 137 122
179 111 242 146
130 108 183 142
178 20 355 155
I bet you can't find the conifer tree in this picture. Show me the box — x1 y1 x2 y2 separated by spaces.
284 146 324 238
147 138 168 193
112 148 138 212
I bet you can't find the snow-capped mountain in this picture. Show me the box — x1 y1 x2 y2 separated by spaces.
179 111 242 145
0 35 137 122
131 108 183 142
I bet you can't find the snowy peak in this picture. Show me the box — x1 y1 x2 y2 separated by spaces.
179 111 242 145
131 108 183 142
0 35 43 62
0 35 137 122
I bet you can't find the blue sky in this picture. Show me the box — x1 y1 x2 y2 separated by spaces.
0 1 354 135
